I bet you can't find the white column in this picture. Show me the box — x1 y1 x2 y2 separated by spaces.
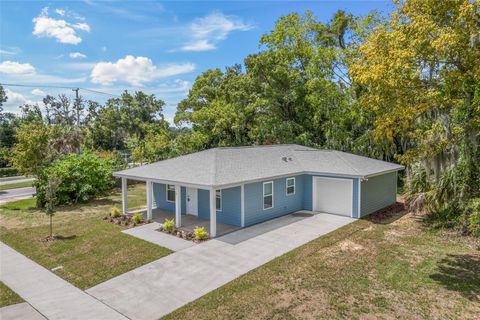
121 177 128 215
175 185 181 228
146 180 152 221
210 188 217 238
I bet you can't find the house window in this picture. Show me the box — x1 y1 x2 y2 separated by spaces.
216 190 222 211
286 177 295 195
166 184 175 202
263 181 273 210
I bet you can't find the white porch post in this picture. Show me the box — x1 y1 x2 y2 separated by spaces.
240 184 245 227
121 177 128 215
175 185 181 228
210 188 217 238
146 180 153 221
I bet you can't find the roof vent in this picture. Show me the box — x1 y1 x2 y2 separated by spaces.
282 156 293 162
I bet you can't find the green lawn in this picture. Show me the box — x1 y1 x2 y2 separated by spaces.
165 209 480 320
0 180 34 190
0 183 170 290
0 282 24 308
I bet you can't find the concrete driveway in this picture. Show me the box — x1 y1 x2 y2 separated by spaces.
87 212 354 320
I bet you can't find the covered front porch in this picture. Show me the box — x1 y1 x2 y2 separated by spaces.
136 208 240 237
119 177 243 238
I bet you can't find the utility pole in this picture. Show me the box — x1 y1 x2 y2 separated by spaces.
72 88 80 127
72 88 81 154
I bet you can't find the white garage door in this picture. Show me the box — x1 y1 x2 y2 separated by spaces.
313 177 353 217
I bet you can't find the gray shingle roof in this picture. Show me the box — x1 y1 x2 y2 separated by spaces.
114 144 404 188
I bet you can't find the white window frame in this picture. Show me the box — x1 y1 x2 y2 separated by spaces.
263 181 274 210
216 189 222 211
286 177 295 196
166 184 176 203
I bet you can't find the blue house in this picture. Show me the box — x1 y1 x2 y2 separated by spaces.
114 145 403 237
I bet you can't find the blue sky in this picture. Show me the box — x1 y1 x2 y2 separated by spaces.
0 0 393 123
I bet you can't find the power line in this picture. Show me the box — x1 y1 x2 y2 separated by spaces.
0 83 121 98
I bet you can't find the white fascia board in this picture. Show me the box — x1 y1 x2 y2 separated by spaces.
213 171 362 189
363 167 404 179
112 173 212 190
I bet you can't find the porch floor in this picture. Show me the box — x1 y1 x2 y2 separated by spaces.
140 208 241 237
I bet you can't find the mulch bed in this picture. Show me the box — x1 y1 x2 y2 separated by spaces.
157 226 210 243
364 201 407 224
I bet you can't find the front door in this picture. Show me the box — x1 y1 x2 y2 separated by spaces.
186 187 198 216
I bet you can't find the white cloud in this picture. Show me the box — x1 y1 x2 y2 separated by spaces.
2 89 46 113
90 55 195 86
101 46 107 52
55 8 65 16
0 60 85 84
31 89 46 96
0 47 21 55
180 40 215 52
0 61 35 74
69 52 87 59
5 89 34 106
32 7 90 45
73 22 90 32
179 11 253 52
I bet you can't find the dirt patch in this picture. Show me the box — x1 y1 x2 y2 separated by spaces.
365 202 407 224
338 239 365 251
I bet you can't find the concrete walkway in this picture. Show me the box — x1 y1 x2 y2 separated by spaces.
88 212 354 320
122 222 194 251
0 302 46 320
0 242 127 320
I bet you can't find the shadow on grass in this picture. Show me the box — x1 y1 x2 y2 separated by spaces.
56 198 117 212
363 202 407 225
430 254 480 301
55 235 77 241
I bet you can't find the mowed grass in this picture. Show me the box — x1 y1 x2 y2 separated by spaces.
0 183 170 290
165 208 480 320
0 281 24 307
0 180 34 190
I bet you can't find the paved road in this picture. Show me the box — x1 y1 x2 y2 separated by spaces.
0 177 35 185
0 242 127 320
88 212 354 320
0 187 36 204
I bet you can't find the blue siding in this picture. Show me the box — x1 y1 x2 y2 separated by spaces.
152 183 186 215
217 186 241 226
197 189 210 220
303 174 313 211
181 187 186 214
352 178 359 218
360 172 397 216
244 175 305 226
195 187 242 226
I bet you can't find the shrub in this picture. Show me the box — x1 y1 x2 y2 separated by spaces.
35 152 113 207
467 199 480 237
0 167 18 177
163 218 175 233
132 213 143 224
194 226 209 240
111 206 121 218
